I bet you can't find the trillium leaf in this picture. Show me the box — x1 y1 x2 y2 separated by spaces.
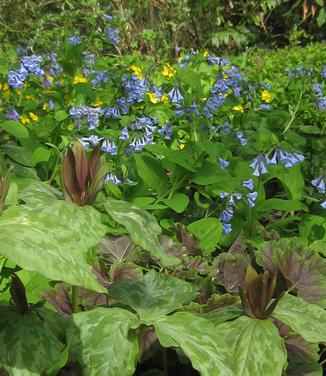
0 308 64 376
217 316 287 376
0 203 106 293
109 270 197 322
67 307 139 376
256 239 326 306
273 294 326 343
154 312 233 376
105 199 180 266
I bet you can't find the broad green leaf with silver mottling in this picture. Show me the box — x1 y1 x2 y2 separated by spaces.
0 204 106 292
154 312 233 376
19 180 62 204
105 199 180 266
205 303 244 326
217 316 287 376
273 294 326 343
0 308 64 376
109 270 197 323
67 307 139 376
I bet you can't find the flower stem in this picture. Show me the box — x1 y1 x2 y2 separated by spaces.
71 286 79 313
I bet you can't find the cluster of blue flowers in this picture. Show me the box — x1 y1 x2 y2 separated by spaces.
312 83 326 111
8 55 45 89
69 105 102 130
219 178 258 233
67 35 82 46
250 149 304 176
311 176 326 209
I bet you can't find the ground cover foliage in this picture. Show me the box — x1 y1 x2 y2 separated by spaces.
0 11 326 376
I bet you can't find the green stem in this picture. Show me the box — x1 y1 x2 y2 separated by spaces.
283 91 303 134
71 286 79 313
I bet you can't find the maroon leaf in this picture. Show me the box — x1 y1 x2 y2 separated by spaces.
43 284 72 318
159 235 186 259
256 239 326 305
139 327 157 357
229 231 245 254
98 235 134 262
110 261 142 282
174 224 201 256
212 253 249 293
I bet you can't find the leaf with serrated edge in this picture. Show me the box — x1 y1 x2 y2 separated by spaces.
273 294 326 343
154 312 233 376
67 307 139 376
217 316 287 376
0 308 64 376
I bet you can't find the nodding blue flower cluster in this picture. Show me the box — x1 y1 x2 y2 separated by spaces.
285 66 313 78
67 35 82 46
250 149 304 176
69 105 102 130
8 55 45 89
107 28 120 45
49 52 62 78
122 74 148 105
5 107 20 121
312 176 326 209
219 178 257 233
312 83 326 111
203 65 244 118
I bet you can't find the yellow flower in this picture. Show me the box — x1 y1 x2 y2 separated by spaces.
0 83 9 91
261 90 272 103
162 63 176 79
67 124 75 131
43 103 49 111
91 98 104 107
203 50 209 57
45 73 54 83
15 89 22 95
161 94 169 103
179 143 185 150
20 115 30 125
147 92 160 104
233 104 244 113
24 95 35 100
74 76 87 84
129 65 143 80
29 112 39 121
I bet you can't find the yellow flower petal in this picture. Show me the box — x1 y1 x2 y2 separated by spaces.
73 76 87 84
129 65 143 80
161 63 176 79
29 112 39 121
146 92 160 104
261 90 272 103
232 104 244 113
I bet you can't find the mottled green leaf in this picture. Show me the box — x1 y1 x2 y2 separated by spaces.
154 312 233 376
217 316 287 376
105 199 180 266
0 203 106 293
0 308 64 376
205 303 244 326
67 307 139 376
273 294 326 343
19 180 62 204
109 270 197 323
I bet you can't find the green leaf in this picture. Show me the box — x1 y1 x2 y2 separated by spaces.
0 308 64 376
256 198 308 213
273 294 326 343
154 312 233 376
67 307 139 376
134 154 168 194
188 218 223 253
270 165 304 201
105 199 180 266
19 180 63 204
162 193 189 213
31 147 52 166
205 304 244 326
0 145 33 166
0 120 29 139
0 203 106 293
299 215 326 243
109 270 197 323
54 110 69 121
217 316 287 376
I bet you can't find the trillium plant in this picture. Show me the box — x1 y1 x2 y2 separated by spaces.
0 11 326 376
